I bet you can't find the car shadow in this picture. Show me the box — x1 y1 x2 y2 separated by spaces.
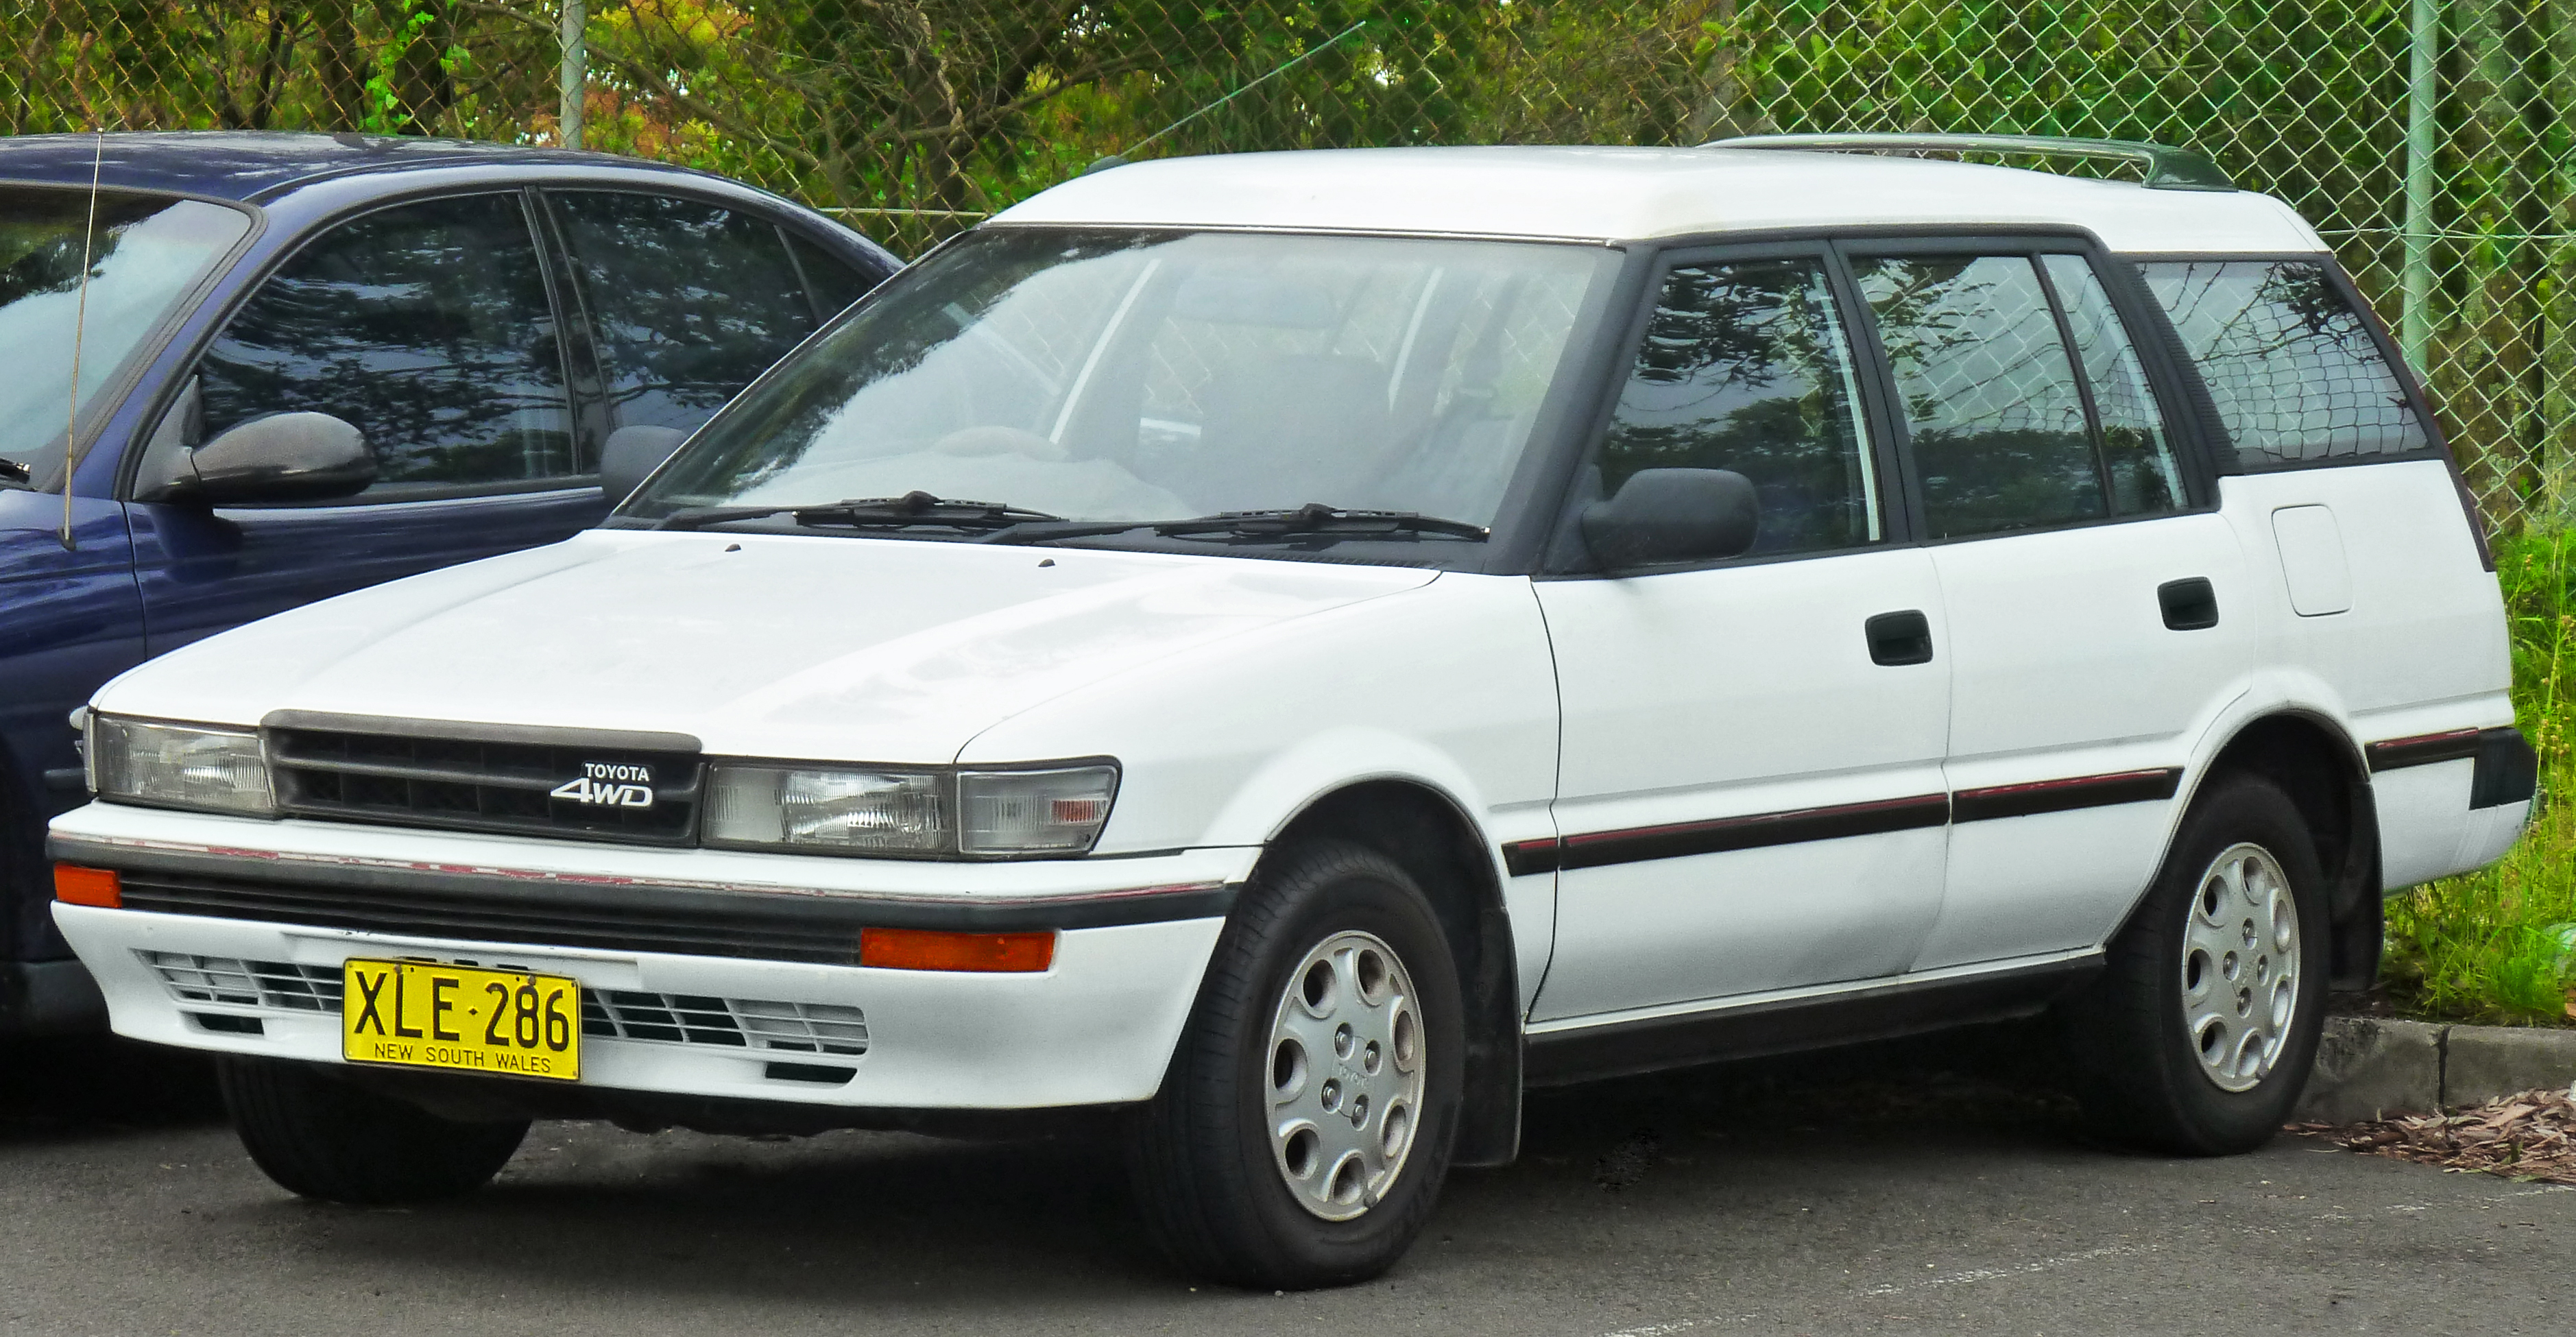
0 1033 226 1142
187 1020 2106 1308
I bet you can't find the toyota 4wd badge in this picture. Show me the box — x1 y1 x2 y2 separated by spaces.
550 762 655 808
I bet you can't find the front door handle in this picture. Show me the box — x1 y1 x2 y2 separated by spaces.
1865 610 1934 666
2159 577 2219 631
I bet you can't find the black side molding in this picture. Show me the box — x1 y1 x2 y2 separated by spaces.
1951 768 2182 824
1502 793 1949 876
1508 767 2193 876
2366 727 2488 773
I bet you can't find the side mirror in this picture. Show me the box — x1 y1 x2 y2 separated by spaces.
139 411 376 505
601 424 688 504
1579 468 1759 569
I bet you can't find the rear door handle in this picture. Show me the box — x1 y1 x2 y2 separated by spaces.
1865 610 1934 666
2159 577 2219 631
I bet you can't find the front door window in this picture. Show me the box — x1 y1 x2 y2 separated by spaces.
193 193 575 494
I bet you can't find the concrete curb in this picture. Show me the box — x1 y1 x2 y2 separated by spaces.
2294 1015 2576 1123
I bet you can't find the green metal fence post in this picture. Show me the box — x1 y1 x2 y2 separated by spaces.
559 0 586 151
2405 0 2440 372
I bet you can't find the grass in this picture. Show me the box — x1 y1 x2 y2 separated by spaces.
2381 529 2576 1025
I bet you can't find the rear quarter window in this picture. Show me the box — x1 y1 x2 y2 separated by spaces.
2136 258 2429 469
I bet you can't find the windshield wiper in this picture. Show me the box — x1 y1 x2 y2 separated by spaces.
1158 504 1491 541
653 491 1066 533
983 503 1490 547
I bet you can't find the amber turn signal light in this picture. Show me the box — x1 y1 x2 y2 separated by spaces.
858 927 1055 972
53 864 122 908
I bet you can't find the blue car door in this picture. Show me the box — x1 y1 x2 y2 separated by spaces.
127 189 607 656
0 494 142 967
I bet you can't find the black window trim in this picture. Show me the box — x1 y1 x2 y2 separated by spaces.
116 184 597 505
523 186 613 477
1534 226 2239 579
1831 232 2226 546
1534 236 1917 580
2025 254 2121 509
2122 249 2453 477
775 224 831 325
533 180 895 321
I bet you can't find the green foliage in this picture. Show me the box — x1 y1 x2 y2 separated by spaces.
2385 529 2576 1025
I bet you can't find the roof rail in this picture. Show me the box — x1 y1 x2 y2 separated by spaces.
1701 133 2237 193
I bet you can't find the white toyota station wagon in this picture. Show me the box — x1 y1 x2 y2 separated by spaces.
50 136 2534 1288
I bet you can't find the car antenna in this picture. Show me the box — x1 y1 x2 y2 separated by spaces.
1081 19 1369 176
58 130 104 552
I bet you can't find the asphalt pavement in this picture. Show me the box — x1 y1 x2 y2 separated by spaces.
3 1028 2570 1336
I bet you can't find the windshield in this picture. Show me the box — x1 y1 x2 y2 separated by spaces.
622 228 1611 539
0 188 250 489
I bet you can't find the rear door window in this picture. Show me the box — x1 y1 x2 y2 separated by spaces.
194 192 576 493
2136 258 2429 467
785 232 880 319
1853 254 2105 538
547 191 821 434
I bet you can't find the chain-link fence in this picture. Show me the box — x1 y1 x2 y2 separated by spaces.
12 1 2576 527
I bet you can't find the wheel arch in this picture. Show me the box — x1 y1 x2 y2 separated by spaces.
2181 710 2382 990
1265 778 1524 1168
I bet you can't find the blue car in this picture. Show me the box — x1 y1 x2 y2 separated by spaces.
0 132 898 1033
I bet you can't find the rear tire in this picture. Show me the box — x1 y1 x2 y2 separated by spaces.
1125 839 1465 1289
219 1058 527 1204
2056 773 2330 1154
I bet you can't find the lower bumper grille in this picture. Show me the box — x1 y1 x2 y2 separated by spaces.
584 993 869 1055
139 951 341 1011
136 950 866 1056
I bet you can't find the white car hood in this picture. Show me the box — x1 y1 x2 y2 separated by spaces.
101 530 1439 762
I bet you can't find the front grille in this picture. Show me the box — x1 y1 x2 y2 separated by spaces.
269 725 702 845
139 950 342 1011
138 950 866 1057
118 869 863 965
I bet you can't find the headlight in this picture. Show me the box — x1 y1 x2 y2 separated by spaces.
706 765 950 853
88 716 275 817
704 760 1118 858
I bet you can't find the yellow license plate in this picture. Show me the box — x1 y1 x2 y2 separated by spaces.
341 959 581 1081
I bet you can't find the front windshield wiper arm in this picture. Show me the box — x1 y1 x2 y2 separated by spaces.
653 491 1066 533
1157 504 1490 542
983 503 1491 547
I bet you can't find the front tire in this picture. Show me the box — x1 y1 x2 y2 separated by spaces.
1126 840 1465 1289
219 1057 528 1204
2057 773 2331 1154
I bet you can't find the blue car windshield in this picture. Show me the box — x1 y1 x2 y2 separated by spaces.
0 188 250 489
623 228 1611 531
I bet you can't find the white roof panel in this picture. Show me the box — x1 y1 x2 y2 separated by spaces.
992 146 2323 254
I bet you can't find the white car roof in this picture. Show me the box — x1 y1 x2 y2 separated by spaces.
992 145 2324 254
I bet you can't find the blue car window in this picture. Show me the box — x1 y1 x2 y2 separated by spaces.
195 193 575 494
784 231 878 320
0 189 248 490
549 191 820 435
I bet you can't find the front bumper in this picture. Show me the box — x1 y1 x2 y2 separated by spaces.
48 802 1250 1110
